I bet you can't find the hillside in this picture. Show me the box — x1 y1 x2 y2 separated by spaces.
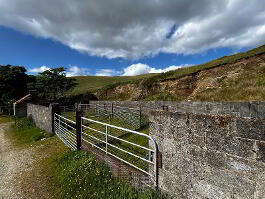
70 44 265 101
69 73 158 96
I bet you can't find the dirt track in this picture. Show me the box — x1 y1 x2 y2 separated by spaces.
0 123 33 199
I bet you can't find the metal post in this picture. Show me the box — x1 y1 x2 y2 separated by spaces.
105 125 108 154
51 103 60 133
139 106 142 128
76 110 83 150
154 142 160 189
58 115 60 133
74 103 78 111
111 103 114 118
13 103 16 116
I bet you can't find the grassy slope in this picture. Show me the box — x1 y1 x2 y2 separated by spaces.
150 44 265 82
69 73 157 96
68 44 265 101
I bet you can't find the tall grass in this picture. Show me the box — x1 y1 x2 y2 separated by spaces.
54 151 168 199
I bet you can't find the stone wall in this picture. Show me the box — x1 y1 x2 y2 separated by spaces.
15 103 27 117
27 103 53 133
149 111 265 199
89 101 265 119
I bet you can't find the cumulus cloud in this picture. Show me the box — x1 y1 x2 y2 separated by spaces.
95 69 118 76
0 0 265 59
122 63 190 76
65 66 90 77
28 66 50 73
28 65 89 76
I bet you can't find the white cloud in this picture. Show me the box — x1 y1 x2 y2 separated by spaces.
122 63 190 76
95 69 117 76
28 65 89 76
0 0 265 59
28 66 50 73
65 66 90 77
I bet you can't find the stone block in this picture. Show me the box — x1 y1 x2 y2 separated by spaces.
189 113 235 137
206 150 226 170
256 141 265 163
170 125 189 142
225 154 262 181
236 118 265 141
206 136 256 159
189 179 233 199
254 173 265 199
205 168 255 197
188 134 205 148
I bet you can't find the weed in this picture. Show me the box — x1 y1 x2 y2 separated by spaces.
54 151 168 199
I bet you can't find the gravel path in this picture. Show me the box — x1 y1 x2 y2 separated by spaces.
0 123 33 199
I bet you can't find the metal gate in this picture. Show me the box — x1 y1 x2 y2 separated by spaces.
54 112 158 187
54 113 77 150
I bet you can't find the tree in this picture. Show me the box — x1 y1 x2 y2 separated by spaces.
33 67 76 102
0 65 30 106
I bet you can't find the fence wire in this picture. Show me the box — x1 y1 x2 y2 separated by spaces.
79 104 149 130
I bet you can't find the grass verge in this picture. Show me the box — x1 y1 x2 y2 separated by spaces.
0 115 14 123
53 151 167 199
7 116 52 147
5 116 167 199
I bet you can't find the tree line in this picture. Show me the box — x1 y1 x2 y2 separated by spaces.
0 65 76 106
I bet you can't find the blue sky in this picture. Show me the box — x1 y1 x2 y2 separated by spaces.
0 0 264 76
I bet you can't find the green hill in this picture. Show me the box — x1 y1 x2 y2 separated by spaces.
69 73 157 96
69 44 265 101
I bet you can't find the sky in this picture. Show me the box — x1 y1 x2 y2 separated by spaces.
0 0 265 77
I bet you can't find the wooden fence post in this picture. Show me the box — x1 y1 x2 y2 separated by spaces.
76 110 83 150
